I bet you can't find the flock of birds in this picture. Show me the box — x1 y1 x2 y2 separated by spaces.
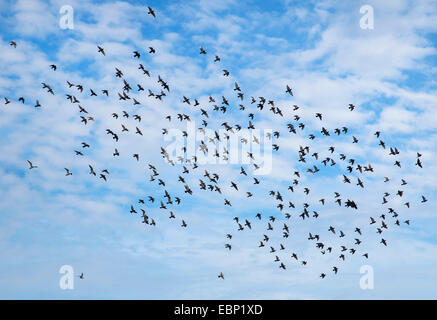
4 4 429 282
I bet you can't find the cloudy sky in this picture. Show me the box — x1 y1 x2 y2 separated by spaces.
0 0 436 299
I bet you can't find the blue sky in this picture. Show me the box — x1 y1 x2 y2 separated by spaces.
0 0 437 299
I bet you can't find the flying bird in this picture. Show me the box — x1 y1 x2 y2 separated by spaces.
97 46 105 56
27 160 38 170
147 6 156 18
